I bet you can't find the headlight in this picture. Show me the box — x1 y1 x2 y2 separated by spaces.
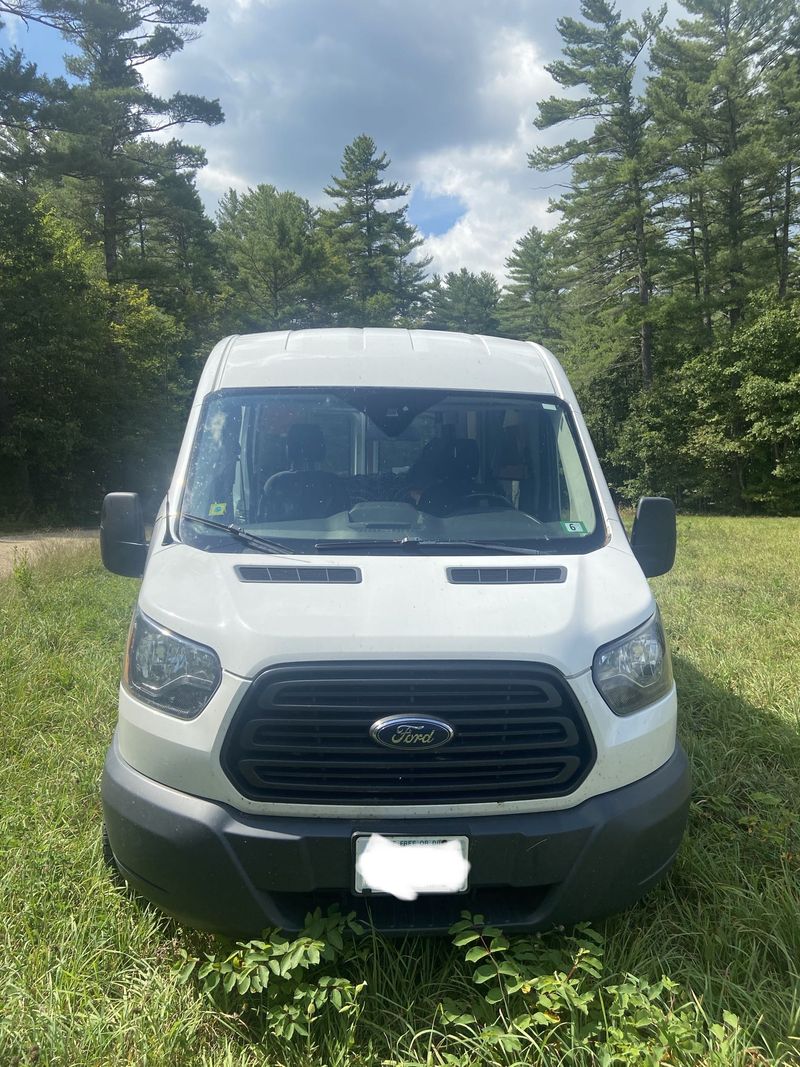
123 608 221 718
592 610 673 715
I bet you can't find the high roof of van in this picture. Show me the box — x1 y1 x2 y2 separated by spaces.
196 329 571 402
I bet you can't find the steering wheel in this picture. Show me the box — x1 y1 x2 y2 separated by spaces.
444 492 516 514
392 485 421 506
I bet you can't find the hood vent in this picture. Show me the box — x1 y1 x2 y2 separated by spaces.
447 566 566 585
236 565 361 584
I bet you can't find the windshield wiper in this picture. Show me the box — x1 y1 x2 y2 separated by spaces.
181 514 292 555
315 537 545 555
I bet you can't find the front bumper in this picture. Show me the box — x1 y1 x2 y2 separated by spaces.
102 736 690 935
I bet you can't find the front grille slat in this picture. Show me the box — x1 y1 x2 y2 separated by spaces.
240 754 579 772
243 736 574 754
240 766 578 793
222 662 595 804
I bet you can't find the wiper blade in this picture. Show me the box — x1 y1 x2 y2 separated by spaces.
315 537 544 555
181 514 292 555
315 538 416 552
435 539 545 555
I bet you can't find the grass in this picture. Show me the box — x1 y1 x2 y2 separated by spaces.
0 518 799 1065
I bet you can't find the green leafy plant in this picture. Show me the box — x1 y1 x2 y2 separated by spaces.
174 907 365 1040
445 913 744 1064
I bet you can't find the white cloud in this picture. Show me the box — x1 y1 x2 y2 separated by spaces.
416 146 555 279
413 29 561 279
139 2 588 280
197 163 251 203
10 0 682 283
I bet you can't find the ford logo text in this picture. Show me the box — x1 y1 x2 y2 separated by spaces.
369 716 455 751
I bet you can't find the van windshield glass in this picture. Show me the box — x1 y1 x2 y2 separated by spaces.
179 388 604 554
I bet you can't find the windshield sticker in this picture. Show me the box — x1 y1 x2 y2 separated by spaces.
208 502 227 517
561 520 586 534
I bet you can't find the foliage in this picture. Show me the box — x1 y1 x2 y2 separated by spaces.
426 268 501 334
322 134 430 325
1 0 223 282
0 185 186 520
443 914 744 1064
680 299 800 511
611 298 800 511
175 907 365 1041
528 0 800 513
215 184 344 331
497 226 561 341
531 0 665 388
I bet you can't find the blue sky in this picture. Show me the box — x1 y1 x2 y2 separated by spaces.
1 0 668 278
1 16 76 74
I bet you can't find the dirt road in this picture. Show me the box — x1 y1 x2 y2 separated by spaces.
0 529 98 577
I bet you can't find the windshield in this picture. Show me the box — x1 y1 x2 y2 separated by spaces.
179 388 604 554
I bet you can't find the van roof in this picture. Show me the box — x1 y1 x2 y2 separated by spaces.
199 329 567 400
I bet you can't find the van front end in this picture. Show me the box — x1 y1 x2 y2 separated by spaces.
100 329 690 934
103 735 689 936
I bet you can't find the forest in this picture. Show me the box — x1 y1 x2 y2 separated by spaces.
0 0 798 522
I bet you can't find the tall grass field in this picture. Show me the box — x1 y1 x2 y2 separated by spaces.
1 517 799 1065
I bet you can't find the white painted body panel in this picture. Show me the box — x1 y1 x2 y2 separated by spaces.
117 329 677 819
137 541 650 681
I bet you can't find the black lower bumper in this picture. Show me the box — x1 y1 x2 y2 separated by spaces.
102 739 690 935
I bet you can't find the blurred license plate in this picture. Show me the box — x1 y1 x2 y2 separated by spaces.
354 835 469 895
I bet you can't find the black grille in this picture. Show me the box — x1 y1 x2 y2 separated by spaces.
236 566 361 583
266 886 551 934
221 662 595 804
448 567 566 584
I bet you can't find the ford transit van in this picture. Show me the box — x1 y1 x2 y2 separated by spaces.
100 328 690 934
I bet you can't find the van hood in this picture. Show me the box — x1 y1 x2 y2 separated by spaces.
138 541 653 679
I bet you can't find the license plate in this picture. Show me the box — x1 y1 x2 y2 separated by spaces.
354 834 470 897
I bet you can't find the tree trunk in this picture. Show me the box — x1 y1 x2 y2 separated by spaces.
102 177 119 281
725 89 744 328
136 193 146 259
632 176 653 388
688 191 701 302
779 161 791 299
727 178 744 328
698 190 713 335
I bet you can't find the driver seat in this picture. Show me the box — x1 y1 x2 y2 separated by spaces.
261 424 349 521
417 438 481 516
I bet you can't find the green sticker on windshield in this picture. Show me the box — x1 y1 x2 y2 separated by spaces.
561 520 586 534
209 502 227 517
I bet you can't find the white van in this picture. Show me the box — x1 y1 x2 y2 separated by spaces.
100 328 689 934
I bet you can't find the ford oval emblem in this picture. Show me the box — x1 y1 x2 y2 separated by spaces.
369 715 454 751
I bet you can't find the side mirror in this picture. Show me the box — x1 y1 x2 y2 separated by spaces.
100 493 148 578
630 497 676 578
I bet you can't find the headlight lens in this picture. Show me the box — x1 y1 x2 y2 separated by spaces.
592 610 673 715
123 608 221 718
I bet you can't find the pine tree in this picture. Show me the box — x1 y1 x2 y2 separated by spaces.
751 6 800 301
29 0 223 280
0 12 69 182
216 184 345 331
530 0 665 387
648 0 792 328
323 134 429 325
498 227 561 341
426 268 501 334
